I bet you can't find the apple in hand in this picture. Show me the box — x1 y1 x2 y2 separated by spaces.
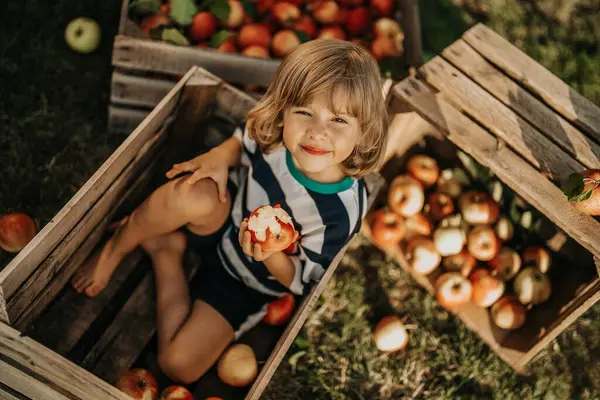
248 204 298 253
370 209 405 247
116 369 159 400
160 386 194 400
264 293 296 325
0 212 37 253
65 17 101 54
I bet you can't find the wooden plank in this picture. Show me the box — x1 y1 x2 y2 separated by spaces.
111 71 176 109
392 78 600 260
118 0 146 38
107 105 151 135
419 56 586 181
112 35 279 87
0 324 131 400
0 67 195 300
0 359 69 400
442 40 600 171
397 0 424 67
0 384 21 400
462 23 600 140
246 174 385 400
8 128 167 324
11 149 166 331
215 82 259 122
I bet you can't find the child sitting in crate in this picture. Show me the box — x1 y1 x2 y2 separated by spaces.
71 39 388 384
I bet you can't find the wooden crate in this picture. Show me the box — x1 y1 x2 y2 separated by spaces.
0 66 384 399
108 0 424 135
364 23 600 372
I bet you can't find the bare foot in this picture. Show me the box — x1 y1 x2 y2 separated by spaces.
140 231 187 260
71 237 122 297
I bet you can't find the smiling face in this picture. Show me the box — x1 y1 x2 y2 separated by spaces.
282 90 361 183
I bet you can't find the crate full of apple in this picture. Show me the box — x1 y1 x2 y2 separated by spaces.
369 150 557 331
128 0 404 70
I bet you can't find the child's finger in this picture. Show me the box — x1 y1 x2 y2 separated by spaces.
186 169 208 185
254 243 263 261
238 219 248 244
243 231 253 255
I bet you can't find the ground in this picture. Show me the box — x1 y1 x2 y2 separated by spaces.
1 0 599 399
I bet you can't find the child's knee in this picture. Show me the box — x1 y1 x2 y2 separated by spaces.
158 346 198 384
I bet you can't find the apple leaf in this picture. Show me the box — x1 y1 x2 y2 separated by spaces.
288 351 307 374
571 188 594 202
294 30 311 44
162 27 190 45
561 172 585 201
293 335 309 350
210 0 231 22
170 0 198 25
210 30 232 47
241 0 258 19
129 0 160 14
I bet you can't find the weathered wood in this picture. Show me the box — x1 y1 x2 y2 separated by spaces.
398 0 424 67
215 83 259 122
0 68 194 300
0 359 69 400
111 71 176 108
112 35 279 87
8 127 167 325
118 0 146 38
419 56 586 181
0 287 8 326
107 106 151 135
246 174 384 400
462 23 600 141
0 324 131 400
392 78 600 260
0 385 21 400
442 40 600 171
12 150 166 332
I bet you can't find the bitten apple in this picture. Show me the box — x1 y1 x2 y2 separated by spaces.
491 296 526 330
404 236 441 274
247 204 298 253
387 175 425 217
0 212 37 253
160 386 194 400
264 293 296 325
373 316 409 352
370 209 406 247
217 344 258 387
488 247 522 281
435 272 472 310
470 268 505 308
116 369 159 400
406 155 439 188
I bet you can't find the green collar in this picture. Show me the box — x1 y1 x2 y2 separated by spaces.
286 150 354 194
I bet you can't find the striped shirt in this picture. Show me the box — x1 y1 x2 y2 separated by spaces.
217 123 368 296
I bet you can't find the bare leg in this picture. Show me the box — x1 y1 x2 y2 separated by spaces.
141 231 235 384
71 176 231 297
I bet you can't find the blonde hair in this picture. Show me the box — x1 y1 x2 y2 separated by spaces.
246 39 388 177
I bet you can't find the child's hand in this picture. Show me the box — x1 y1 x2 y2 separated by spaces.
238 218 277 262
165 148 230 202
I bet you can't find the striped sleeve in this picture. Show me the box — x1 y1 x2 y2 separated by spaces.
232 122 256 168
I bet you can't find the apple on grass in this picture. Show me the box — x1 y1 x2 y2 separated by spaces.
0 212 37 253
65 17 101 54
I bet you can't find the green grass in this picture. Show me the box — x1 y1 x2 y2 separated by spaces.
1 0 600 398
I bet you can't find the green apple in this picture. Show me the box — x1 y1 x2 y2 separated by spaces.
65 17 101 54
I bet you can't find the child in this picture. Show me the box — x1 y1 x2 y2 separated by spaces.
71 39 388 384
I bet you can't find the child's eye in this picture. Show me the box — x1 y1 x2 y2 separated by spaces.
294 110 311 116
333 117 348 124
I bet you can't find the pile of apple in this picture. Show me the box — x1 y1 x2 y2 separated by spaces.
129 0 404 63
370 153 554 331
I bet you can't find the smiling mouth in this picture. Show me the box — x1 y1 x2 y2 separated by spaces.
301 145 331 155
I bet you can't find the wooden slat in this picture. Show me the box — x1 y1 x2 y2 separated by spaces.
0 67 197 300
118 0 146 38
107 106 151 135
0 324 131 400
216 83 259 122
392 78 600 259
442 39 600 171
111 71 176 109
8 128 167 324
246 174 385 399
11 149 166 331
419 56 586 181
0 385 21 400
112 35 279 87
0 359 69 400
462 23 600 140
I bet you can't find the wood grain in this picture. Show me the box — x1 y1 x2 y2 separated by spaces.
110 71 176 109
0 359 69 400
107 106 151 135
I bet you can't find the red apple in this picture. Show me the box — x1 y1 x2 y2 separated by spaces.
387 175 425 217
494 215 514 242
344 7 370 36
470 268 505 308
271 30 301 57
522 245 552 273
238 23 271 48
491 296 526 330
435 272 472 310
140 14 170 37
205 398 223 400
513 267 552 305
160 386 193 400
467 225 500 261
370 36 402 60
370 209 405 247
404 236 441 274
571 169 600 215
373 316 409 352
488 246 521 281
188 12 216 41
373 17 402 38
425 192 455 221
217 344 258 387
404 212 433 239
339 0 364 5
248 204 298 253
116 369 159 400
435 169 465 199
293 15 317 38
256 0 276 14
459 191 500 225
443 248 477 277
370 0 393 16
317 26 346 41
312 0 343 24
218 39 237 53
242 45 270 58
222 0 245 28
0 212 37 253
406 155 439 188
264 293 296 325
272 2 301 26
